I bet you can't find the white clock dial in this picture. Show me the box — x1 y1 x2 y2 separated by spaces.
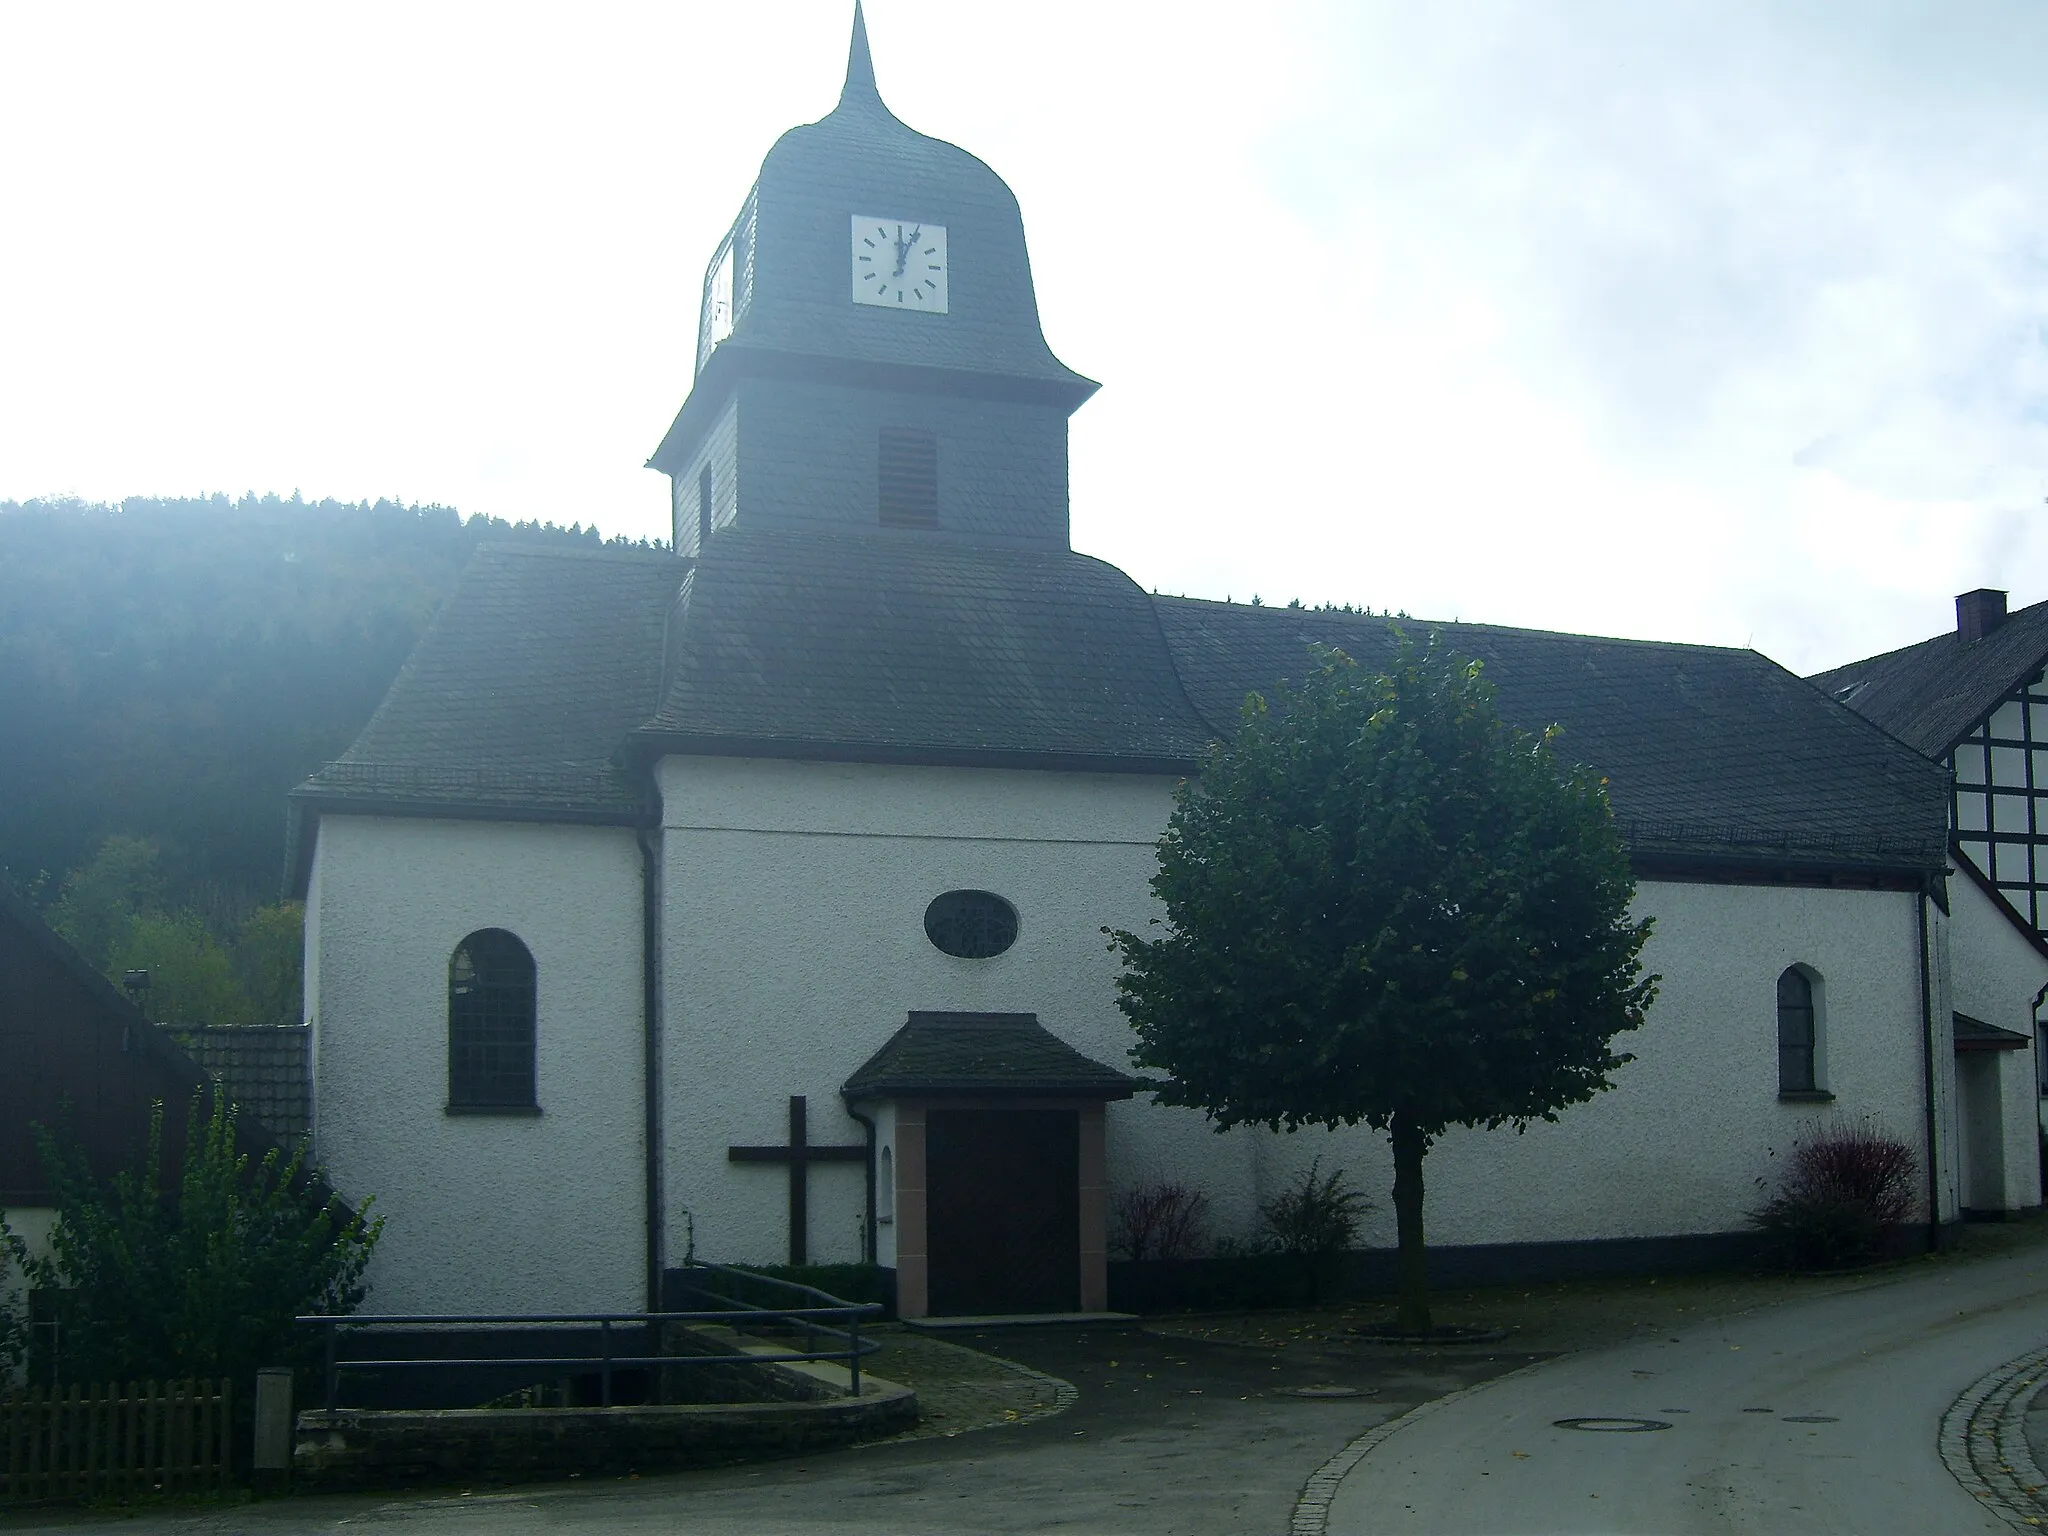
852 216 948 312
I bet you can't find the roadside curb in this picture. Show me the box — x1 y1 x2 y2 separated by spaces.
1939 1342 2048 1530
1289 1359 1552 1536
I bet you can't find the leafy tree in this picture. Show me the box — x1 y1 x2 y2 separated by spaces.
111 911 253 1025
1108 634 1657 1331
0 1230 25 1377
236 902 306 1025
5 1088 380 1388
46 835 165 970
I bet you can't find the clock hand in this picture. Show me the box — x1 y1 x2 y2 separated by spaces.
892 225 922 279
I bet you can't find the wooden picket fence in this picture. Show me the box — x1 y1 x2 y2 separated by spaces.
1 1379 233 1504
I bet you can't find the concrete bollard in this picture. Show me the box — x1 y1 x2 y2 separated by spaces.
254 1366 294 1476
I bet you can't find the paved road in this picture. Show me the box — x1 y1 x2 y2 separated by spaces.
0 1321 1524 1535
1324 1243 2048 1535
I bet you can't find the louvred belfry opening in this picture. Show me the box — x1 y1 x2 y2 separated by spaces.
878 428 938 528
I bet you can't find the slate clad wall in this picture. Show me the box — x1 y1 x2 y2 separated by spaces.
670 397 740 559
732 378 1068 548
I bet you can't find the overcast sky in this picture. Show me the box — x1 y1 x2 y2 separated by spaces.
3 2 2044 672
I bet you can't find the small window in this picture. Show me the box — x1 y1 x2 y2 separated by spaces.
924 890 1018 959
1777 966 1817 1094
698 466 714 551
879 428 938 528
449 929 537 1110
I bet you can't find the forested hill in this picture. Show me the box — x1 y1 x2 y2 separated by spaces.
1 494 661 911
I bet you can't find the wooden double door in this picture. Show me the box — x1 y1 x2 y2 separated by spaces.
926 1108 1079 1315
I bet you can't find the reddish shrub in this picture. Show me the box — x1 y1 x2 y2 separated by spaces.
1750 1120 1917 1270
1110 1181 1212 1262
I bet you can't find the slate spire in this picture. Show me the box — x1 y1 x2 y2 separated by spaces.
841 1 882 107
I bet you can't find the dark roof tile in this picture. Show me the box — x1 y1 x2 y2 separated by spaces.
1152 599 1951 872
843 1012 1136 1099
294 543 685 817
1808 597 2048 757
638 526 1213 767
167 1025 312 1139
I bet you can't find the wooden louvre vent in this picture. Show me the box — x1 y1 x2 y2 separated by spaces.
878 428 938 528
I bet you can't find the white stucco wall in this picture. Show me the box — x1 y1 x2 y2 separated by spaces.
1 1207 55 1390
655 752 1952 1270
1241 882 1949 1248
1947 872 2047 1209
306 814 647 1315
656 755 1187 1267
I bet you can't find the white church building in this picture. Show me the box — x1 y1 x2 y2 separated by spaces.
289 12 2043 1320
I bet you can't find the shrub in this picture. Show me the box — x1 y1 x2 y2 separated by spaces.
731 1262 891 1309
1749 1119 1917 1270
1110 1181 1212 1262
0 1219 24 1378
9 1087 381 1387
1258 1159 1370 1258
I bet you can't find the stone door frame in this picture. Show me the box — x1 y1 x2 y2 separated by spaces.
888 1096 1108 1319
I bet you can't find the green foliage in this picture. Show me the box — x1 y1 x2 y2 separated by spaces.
1256 1160 1370 1258
0 1217 25 1376
111 911 252 1026
233 903 305 1025
1108 632 1658 1328
47 834 165 970
1749 1120 1917 1270
732 1263 891 1310
1111 633 1655 1138
9 1088 381 1386
38 836 306 1026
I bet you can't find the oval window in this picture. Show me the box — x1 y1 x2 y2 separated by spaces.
924 890 1019 959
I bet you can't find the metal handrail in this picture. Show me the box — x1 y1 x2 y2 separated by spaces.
301 1263 882 1412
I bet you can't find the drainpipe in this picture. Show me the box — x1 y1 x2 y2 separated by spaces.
1918 887 1943 1253
847 1105 879 1264
638 824 665 1310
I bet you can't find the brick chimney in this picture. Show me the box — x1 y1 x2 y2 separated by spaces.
1956 588 2008 644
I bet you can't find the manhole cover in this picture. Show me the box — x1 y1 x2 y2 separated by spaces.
1280 1385 1369 1398
1553 1417 1673 1433
1782 1415 1839 1423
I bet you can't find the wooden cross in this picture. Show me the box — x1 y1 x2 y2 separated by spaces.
727 1095 867 1265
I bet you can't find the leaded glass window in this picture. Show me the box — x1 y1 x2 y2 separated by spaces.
449 929 537 1110
924 890 1019 959
1777 966 1817 1094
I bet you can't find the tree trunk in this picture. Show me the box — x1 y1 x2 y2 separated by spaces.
1390 1112 1431 1334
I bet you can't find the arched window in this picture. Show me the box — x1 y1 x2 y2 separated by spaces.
1777 966 1818 1095
448 929 537 1111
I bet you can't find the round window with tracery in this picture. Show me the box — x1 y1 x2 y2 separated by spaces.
924 890 1019 959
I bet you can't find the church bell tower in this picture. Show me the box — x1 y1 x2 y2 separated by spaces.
647 5 1097 557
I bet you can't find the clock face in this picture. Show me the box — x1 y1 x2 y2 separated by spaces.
852 216 948 312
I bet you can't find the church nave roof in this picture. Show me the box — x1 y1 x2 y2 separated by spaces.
634 525 1215 772
1153 597 1952 878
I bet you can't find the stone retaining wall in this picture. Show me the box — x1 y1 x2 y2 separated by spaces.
293 1378 917 1488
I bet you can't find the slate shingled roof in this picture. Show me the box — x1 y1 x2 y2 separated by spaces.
300 540 1952 883
635 526 1215 769
1953 1012 2032 1051
168 1025 312 1139
1152 598 1952 874
842 1012 1137 1099
1807 596 2048 757
294 543 685 819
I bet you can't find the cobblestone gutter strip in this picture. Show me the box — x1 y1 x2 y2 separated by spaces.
1289 1360 1551 1536
861 1332 1077 1443
1939 1344 2048 1530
